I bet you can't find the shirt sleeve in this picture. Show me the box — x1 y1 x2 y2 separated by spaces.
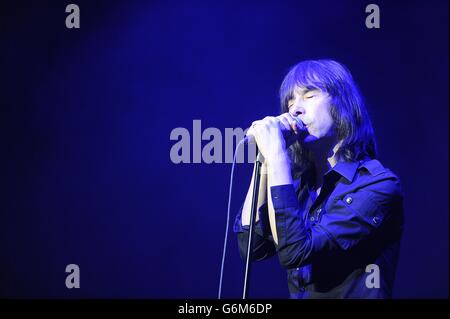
234 203 277 262
271 176 403 269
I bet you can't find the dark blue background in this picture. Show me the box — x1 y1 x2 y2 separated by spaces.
1 0 448 298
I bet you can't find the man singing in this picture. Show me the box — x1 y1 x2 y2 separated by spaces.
234 59 404 298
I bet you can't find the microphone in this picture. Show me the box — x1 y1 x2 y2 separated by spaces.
242 115 306 145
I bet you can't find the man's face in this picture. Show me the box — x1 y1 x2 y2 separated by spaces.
288 86 335 142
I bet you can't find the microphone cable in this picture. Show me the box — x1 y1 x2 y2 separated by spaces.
218 138 246 299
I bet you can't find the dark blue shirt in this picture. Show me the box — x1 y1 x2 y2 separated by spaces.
234 159 404 298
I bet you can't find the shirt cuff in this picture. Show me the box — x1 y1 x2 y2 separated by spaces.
270 184 299 210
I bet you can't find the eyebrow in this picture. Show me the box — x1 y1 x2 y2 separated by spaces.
303 87 319 94
295 86 318 95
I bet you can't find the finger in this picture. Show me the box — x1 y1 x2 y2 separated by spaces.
248 120 262 137
250 120 264 129
278 113 298 134
290 120 299 134
277 116 292 132
286 113 304 133
246 126 254 137
263 116 276 122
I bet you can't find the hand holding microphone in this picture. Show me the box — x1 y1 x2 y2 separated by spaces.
245 113 307 145
244 113 307 163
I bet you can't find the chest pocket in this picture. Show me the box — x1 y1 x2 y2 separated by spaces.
342 192 385 228
321 190 386 250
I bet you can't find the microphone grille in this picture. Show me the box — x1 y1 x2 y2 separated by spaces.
290 115 305 131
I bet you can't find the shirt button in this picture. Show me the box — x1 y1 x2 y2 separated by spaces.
310 216 315 222
345 196 353 204
373 216 380 224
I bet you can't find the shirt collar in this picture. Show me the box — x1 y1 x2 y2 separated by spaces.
328 160 360 183
300 159 376 190
359 159 383 176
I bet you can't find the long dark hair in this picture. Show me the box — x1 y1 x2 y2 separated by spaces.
279 59 377 179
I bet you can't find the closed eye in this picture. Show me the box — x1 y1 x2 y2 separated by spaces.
304 89 319 99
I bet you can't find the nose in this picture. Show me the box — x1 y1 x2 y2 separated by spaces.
289 104 305 117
